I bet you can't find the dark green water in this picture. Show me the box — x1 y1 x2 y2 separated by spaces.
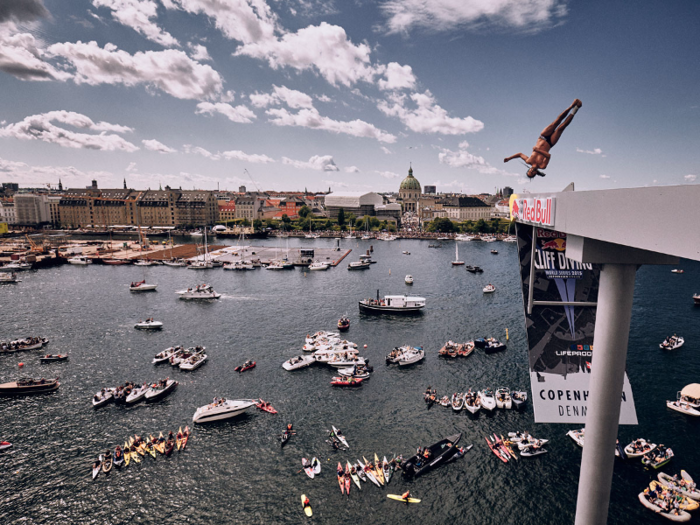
0 237 698 524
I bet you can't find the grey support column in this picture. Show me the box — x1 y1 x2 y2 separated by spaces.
575 263 637 524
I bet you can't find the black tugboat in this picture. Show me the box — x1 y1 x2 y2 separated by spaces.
401 433 461 478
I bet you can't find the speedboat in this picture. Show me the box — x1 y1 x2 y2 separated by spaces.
0 377 60 395
567 428 585 447
660 336 684 350
192 399 256 423
125 383 149 404
348 261 370 270
671 269 684 273
129 280 157 292
176 285 221 300
475 337 506 353
93 388 115 408
282 355 316 371
308 261 330 271
135 319 163 330
401 433 461 478
179 352 207 371
187 260 214 270
0 261 32 271
326 355 366 368
511 390 528 410
144 379 178 402
170 346 204 366
463 391 481 414
667 400 700 416
39 354 68 362
451 393 465 411
483 284 496 293
624 439 657 458
479 389 496 411
135 259 161 266
642 446 674 469
405 275 414 284
358 254 377 264
398 348 424 366
495 387 512 409
68 256 92 265
153 346 182 364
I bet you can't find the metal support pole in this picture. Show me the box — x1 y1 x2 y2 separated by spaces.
575 263 637 525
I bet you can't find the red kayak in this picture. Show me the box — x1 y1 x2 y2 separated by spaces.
0 441 11 451
234 361 256 373
485 436 508 463
331 377 363 387
256 399 278 414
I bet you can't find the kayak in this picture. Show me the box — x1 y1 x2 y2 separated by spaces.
337 462 345 494
499 435 518 461
344 463 351 495
364 456 383 486
301 494 312 517
182 426 190 450
155 432 166 454
176 427 183 450
358 458 380 487
145 440 157 459
347 461 361 489
165 438 174 456
332 426 349 448
281 430 294 447
102 454 113 473
256 399 278 414
303 458 314 479
354 462 367 483
387 495 421 504
374 453 385 484
92 457 102 479
123 442 131 466
113 447 124 467
235 361 256 373
383 456 392 485
486 437 508 463
0 441 12 451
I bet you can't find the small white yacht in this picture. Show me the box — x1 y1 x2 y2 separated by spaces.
348 261 370 270
479 389 496 411
129 280 157 292
398 348 424 366
282 355 316 371
405 275 414 284
359 294 425 313
224 261 254 271
308 261 330 271
135 319 163 330
1 261 32 271
177 284 221 300
483 283 496 293
163 258 188 267
192 399 256 423
125 383 150 404
68 256 92 265
180 352 208 371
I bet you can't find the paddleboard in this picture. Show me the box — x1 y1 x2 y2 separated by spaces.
301 494 312 517
387 494 421 504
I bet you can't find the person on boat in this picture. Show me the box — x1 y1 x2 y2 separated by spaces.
330 440 340 450
402 490 412 505
303 496 310 509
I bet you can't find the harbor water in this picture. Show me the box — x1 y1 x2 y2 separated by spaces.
1 237 698 524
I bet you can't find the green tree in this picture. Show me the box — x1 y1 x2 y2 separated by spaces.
298 205 310 218
346 212 356 227
241 218 251 227
426 217 454 233
474 218 487 233
337 208 345 228
253 219 262 231
324 219 333 230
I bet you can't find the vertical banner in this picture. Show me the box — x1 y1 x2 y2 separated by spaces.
516 223 637 424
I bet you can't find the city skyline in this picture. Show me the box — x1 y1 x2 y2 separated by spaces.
1 1 698 194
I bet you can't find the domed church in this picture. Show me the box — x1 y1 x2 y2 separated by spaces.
398 166 421 213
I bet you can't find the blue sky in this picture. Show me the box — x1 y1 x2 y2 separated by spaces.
0 0 698 194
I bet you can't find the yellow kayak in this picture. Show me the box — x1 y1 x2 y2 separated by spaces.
374 453 385 484
145 439 157 459
176 427 183 451
155 432 166 454
123 441 131 466
387 494 421 504
301 494 312 517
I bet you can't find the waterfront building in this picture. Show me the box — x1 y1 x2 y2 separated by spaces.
14 194 51 226
323 192 383 219
0 199 15 224
234 193 267 220
218 200 236 223
439 195 493 221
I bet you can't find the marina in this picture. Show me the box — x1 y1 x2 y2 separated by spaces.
0 236 699 524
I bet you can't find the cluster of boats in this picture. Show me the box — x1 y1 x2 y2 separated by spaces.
92 378 178 407
437 337 507 356
425 386 528 413
639 470 699 522
567 431 675 469
486 431 549 462
0 336 49 353
153 345 208 371
92 429 190 479
385 345 425 366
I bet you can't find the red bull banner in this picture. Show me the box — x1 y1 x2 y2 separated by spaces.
511 197 555 227
516 223 637 424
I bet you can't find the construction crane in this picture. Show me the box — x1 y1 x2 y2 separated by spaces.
244 169 261 192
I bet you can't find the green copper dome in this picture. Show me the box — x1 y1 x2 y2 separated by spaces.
399 167 421 191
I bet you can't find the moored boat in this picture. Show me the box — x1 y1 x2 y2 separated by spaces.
624 438 656 458
144 378 178 402
401 433 462 478
92 388 115 408
667 400 700 417
282 355 315 371
192 398 256 423
134 319 163 330
567 428 585 447
348 261 370 270
0 377 59 395
129 280 157 292
512 390 528 410
359 292 425 314
479 388 496 411
39 354 68 362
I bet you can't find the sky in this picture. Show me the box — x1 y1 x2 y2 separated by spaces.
0 0 698 195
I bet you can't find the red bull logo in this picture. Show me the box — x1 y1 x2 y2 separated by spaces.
540 238 566 251
511 197 555 227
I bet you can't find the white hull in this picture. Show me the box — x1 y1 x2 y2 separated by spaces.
130 284 157 292
479 391 496 411
667 400 700 416
125 385 149 404
135 321 163 330
193 400 255 423
180 354 207 370
399 350 424 366
283 355 315 370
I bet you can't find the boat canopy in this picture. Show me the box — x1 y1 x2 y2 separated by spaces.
384 295 426 307
681 383 700 400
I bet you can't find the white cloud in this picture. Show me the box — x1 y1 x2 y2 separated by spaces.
684 174 697 182
267 107 396 143
92 0 179 47
378 90 483 135
195 102 257 123
0 155 110 186
316 94 332 103
142 138 176 153
222 149 275 164
46 41 223 100
577 147 603 155
188 43 211 61
184 144 220 160
378 62 416 91
236 22 375 87
438 143 485 168
0 24 72 81
344 166 360 173
599 174 610 179
381 0 568 34
249 85 314 109
126 162 137 171
282 155 339 171
377 170 400 179
249 92 276 108
323 179 349 188
381 146 392 154
165 0 277 45
0 110 139 151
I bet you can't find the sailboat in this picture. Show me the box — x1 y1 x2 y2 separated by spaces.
451 242 464 266
361 218 371 240
163 230 187 267
188 228 214 270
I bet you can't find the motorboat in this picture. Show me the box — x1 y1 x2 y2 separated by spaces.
386 345 419 364
68 256 92 265
466 266 483 273
176 284 221 300
516 437 549 450
451 393 465 411
331 376 364 387
102 258 130 265
305 331 340 344
463 391 481 414
0 441 12 451
163 258 188 267
308 261 330 271
134 259 162 266
125 383 149 404
326 355 366 368
134 319 163 330
282 355 316 371
475 337 506 353
483 284 496 293
404 275 414 284
398 348 424 366
337 316 350 331
642 446 674 469
358 254 377 264
144 379 178 402
520 445 548 457
479 389 496 411
1 337 45 352
402 250 410 255
512 390 528 410
502 236 517 243
348 261 370 270
223 260 255 271
129 280 157 292
491 250 498 254
180 352 207 371
92 388 115 407
359 293 426 314
624 439 657 458
401 433 462 478
170 346 205 367
39 354 68 362
495 387 512 409
153 346 182 364
0 377 60 395
0 261 32 271
337 366 371 380
192 398 256 423
638 490 691 522
671 269 684 273
694 294 700 305
660 336 684 350
0 272 20 284
567 428 585 447
188 260 214 270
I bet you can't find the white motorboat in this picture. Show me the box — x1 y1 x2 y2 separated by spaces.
163 259 188 267
92 388 115 408
144 379 178 401
305 331 340 344
135 319 163 330
125 383 149 404
398 348 424 366
463 391 481 414
517 437 549 450
660 336 684 350
671 269 684 274
188 260 214 270
134 259 161 266
667 400 700 416
348 261 370 270
483 283 496 293
326 356 366 368
308 261 330 271
502 236 517 243
479 389 496 411
520 446 548 457
405 275 414 284
170 346 204 366
153 346 182 364
129 280 157 292
0 261 32 271
283 355 316 371
495 387 512 409
337 366 371 379
180 352 208 371
177 284 221 300
223 261 255 271
68 256 92 265
0 272 20 284
192 399 256 423
313 348 359 359
451 393 465 411
358 254 376 264
567 428 585 447
359 294 425 313
266 261 287 270
624 439 657 458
